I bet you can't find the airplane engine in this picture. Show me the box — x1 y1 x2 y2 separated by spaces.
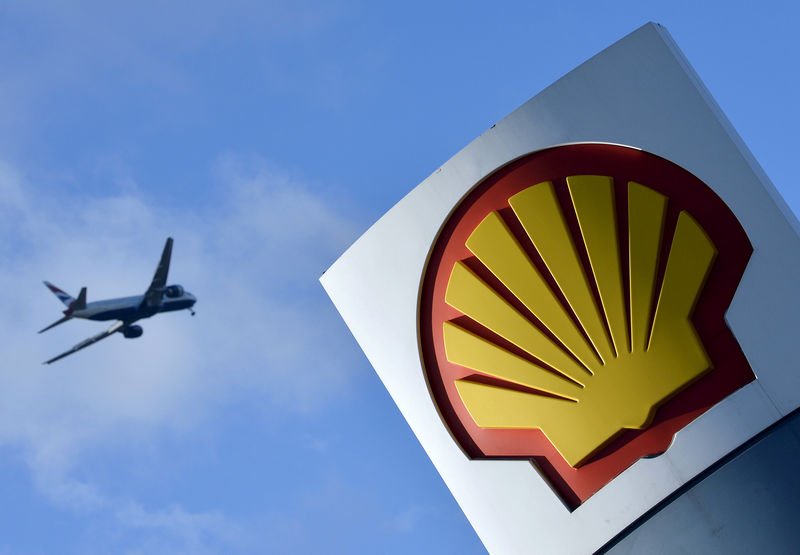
164 284 184 298
123 325 143 339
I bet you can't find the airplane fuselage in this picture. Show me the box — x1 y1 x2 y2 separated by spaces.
70 292 197 323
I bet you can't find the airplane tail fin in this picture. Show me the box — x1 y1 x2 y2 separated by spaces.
73 287 87 311
43 281 75 307
38 315 73 334
43 282 87 314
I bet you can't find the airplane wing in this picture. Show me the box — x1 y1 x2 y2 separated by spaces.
43 320 125 364
141 237 173 308
38 314 73 334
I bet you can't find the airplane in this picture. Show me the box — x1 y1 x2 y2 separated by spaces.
39 237 197 364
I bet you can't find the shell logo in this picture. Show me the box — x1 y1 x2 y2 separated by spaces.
419 144 755 508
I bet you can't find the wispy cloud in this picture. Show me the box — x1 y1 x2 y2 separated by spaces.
0 154 361 550
28 468 250 554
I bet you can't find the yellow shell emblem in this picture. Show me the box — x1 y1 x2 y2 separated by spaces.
444 176 715 467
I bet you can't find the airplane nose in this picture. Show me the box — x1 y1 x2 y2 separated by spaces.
186 291 197 304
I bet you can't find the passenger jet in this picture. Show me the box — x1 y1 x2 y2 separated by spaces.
39 237 196 364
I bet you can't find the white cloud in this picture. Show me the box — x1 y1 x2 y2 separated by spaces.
390 504 440 532
0 155 361 550
114 500 248 555
26 469 250 554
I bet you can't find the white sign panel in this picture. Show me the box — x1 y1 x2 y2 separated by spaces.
321 23 800 553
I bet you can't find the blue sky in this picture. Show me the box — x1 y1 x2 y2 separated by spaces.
0 1 797 553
